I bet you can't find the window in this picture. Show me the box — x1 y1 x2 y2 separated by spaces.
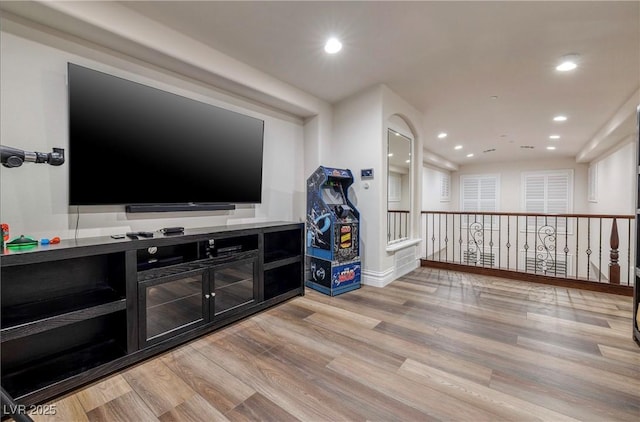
460 174 499 212
522 170 573 214
522 169 573 232
460 174 499 226
440 173 450 202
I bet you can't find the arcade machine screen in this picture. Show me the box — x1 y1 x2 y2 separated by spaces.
321 181 347 205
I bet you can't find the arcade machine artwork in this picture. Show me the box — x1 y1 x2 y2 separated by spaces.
306 166 361 295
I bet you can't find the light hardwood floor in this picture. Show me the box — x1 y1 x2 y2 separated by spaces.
29 268 640 421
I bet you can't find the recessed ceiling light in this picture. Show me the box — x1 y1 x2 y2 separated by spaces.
547 146 556 150
405 159 411 163
454 145 463 150
553 115 567 122
395 132 400 136
490 95 498 100
324 37 342 54
466 153 474 158
387 153 393 157
437 132 447 139
549 135 560 139
556 54 579 71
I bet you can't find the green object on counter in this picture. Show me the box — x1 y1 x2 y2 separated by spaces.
6 235 38 248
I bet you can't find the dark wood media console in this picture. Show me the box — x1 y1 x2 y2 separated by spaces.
0 221 304 407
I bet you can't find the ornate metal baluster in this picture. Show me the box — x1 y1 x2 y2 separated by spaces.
554 216 558 276
534 216 538 274
424 213 428 257
432 212 435 259
516 216 519 272
459 213 463 264
445 213 449 262
490 214 494 267
599 217 603 282
506 216 511 269
438 213 442 261
575 217 580 279
468 214 484 266
536 218 556 275
564 216 569 277
524 216 529 272
482 214 486 267
586 218 592 280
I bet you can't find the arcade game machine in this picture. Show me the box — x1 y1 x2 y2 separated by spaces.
306 166 361 296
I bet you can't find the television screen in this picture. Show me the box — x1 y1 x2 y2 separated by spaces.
68 63 264 207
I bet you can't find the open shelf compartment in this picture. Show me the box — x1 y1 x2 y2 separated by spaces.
1 253 126 331
1 311 127 399
264 229 302 263
264 261 302 300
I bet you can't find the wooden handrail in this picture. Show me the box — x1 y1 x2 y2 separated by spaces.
421 210 634 219
388 210 410 214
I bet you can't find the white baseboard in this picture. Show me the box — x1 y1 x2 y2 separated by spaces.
362 268 395 288
362 259 420 288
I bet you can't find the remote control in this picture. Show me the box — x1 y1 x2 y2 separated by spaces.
137 231 154 238
126 232 139 240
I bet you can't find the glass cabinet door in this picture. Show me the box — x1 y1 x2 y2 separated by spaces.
139 268 209 346
212 257 257 316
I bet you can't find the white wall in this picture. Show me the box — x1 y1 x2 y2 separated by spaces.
422 164 451 212
0 28 306 240
331 85 384 276
587 138 636 215
451 158 589 213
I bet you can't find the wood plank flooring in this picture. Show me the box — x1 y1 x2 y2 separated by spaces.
28 268 640 421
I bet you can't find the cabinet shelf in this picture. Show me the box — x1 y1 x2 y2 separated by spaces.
1 299 126 343
2 337 126 400
1 311 127 400
1 286 124 332
264 255 302 271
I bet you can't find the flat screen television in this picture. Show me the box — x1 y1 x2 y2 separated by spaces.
68 63 264 211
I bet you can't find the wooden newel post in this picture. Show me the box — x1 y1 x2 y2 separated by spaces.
609 217 620 285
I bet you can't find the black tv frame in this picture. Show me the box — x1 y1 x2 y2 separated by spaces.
67 63 264 211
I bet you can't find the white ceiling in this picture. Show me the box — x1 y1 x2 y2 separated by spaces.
3 1 640 165
119 1 640 165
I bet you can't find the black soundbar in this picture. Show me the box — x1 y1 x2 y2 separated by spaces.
125 203 236 213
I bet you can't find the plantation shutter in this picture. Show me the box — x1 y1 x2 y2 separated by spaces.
461 176 479 212
479 177 497 212
522 170 573 231
523 171 571 214
440 173 450 201
524 175 545 213
461 175 499 212
547 173 570 214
